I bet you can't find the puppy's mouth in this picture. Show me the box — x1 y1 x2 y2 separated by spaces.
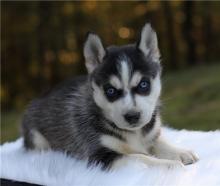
105 110 157 132
117 119 149 131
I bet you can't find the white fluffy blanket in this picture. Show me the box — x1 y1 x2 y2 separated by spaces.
1 128 220 186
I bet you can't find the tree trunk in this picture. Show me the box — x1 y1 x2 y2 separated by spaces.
183 1 197 66
162 1 178 69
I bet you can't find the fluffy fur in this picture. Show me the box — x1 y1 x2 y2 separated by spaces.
1 128 220 186
21 23 198 170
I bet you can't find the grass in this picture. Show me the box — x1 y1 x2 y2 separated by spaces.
161 64 220 130
1 64 220 143
1 111 22 143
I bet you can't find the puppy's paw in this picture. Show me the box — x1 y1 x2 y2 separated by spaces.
168 160 185 169
178 150 199 165
159 159 185 169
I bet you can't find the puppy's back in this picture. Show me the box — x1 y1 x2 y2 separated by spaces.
21 75 93 157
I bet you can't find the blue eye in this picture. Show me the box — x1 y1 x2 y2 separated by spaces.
106 87 116 96
136 79 150 94
140 81 148 88
104 85 118 98
104 84 122 102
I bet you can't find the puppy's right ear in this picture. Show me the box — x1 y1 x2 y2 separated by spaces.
83 32 106 74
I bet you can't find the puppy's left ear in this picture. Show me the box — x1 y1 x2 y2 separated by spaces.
84 32 106 73
137 23 160 62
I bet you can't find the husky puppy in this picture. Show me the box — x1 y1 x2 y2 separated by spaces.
22 23 198 170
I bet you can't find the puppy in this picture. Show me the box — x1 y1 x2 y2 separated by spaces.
22 23 198 170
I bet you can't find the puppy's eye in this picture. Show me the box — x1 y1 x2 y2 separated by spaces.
103 85 122 101
136 79 150 95
106 87 117 97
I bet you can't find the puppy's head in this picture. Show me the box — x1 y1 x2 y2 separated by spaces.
84 23 161 131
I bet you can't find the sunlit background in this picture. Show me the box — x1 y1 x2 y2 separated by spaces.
1 1 220 143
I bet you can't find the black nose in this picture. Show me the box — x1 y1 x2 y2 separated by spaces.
124 112 140 124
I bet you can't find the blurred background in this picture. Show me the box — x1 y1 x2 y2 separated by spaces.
1 1 220 143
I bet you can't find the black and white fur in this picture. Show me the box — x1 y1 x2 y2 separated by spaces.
22 23 198 170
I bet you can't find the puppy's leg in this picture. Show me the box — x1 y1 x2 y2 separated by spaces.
25 130 50 150
97 134 183 170
152 136 199 165
112 153 184 170
88 147 184 170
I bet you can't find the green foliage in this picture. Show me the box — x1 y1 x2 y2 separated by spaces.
1 112 22 143
162 64 220 130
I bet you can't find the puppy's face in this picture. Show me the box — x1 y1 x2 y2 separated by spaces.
84 24 161 131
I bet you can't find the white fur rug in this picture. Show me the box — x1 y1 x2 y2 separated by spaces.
1 128 220 186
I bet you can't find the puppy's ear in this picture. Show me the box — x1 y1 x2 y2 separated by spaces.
83 32 106 73
137 23 160 62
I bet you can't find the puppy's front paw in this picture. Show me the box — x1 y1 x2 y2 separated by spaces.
159 159 184 169
146 158 184 169
178 150 199 165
